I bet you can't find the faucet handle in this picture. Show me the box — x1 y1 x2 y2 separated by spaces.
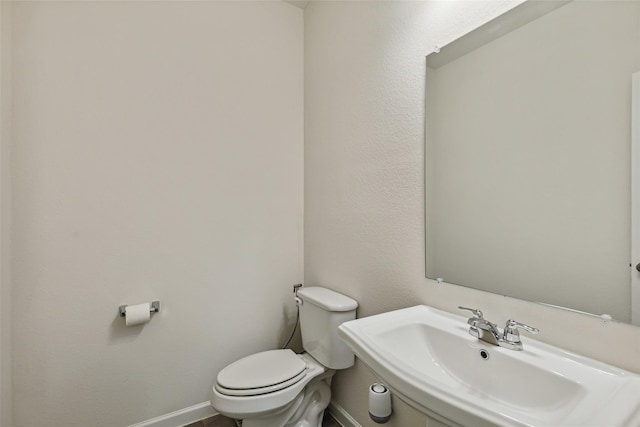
504 319 539 342
505 319 539 334
458 306 484 319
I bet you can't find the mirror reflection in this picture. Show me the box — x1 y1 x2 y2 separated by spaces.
425 0 640 324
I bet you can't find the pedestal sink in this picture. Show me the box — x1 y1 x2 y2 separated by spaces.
337 305 640 427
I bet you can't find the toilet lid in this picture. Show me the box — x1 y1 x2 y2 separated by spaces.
216 349 307 393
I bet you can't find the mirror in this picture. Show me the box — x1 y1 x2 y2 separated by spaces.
425 0 640 324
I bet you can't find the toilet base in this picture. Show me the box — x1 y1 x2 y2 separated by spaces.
241 374 332 427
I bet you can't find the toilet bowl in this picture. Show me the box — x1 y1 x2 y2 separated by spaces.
210 287 358 427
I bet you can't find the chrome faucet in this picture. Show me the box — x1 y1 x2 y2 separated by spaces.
458 306 539 351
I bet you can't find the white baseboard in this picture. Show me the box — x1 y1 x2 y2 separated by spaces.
328 400 361 427
127 399 354 427
127 401 217 427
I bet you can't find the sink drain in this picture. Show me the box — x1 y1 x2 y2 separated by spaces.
479 349 490 360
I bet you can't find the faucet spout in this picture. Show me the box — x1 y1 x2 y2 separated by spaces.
470 318 502 345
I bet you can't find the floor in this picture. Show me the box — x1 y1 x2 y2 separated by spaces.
184 410 342 427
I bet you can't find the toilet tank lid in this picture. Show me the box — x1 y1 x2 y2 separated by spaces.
298 287 358 312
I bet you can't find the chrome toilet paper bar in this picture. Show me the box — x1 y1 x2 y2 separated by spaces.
119 301 160 317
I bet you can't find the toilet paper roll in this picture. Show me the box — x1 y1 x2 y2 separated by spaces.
125 302 151 326
369 383 392 423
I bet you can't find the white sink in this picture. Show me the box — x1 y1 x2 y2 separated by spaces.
338 305 640 427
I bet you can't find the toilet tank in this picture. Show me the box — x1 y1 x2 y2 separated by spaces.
297 287 358 369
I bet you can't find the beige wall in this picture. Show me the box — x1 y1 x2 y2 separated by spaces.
10 2 302 426
304 1 640 426
0 1 12 426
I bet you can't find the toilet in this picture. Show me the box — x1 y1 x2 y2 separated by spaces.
210 286 358 427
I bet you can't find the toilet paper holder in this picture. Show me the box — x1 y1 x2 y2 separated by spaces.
119 301 160 317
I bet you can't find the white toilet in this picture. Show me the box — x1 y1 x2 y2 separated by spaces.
210 287 358 427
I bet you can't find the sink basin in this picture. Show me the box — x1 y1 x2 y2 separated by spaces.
338 305 640 427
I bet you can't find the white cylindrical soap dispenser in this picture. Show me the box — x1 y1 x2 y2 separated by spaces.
369 383 392 423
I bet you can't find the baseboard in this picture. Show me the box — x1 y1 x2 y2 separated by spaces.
127 401 216 427
328 400 362 427
127 399 354 427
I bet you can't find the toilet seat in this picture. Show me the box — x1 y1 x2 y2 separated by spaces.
211 352 330 421
215 349 308 397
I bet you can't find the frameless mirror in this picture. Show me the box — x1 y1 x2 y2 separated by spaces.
425 0 640 324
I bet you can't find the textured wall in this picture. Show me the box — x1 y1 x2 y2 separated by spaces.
304 1 640 426
10 2 302 426
0 2 12 426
